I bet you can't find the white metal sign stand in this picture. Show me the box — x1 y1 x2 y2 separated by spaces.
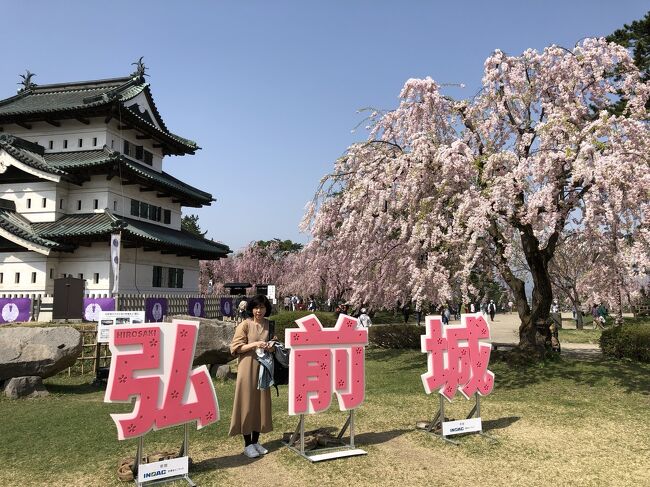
421 393 496 445
283 409 366 462
133 423 195 486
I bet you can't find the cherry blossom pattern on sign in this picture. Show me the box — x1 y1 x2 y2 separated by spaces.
104 321 219 440
286 314 368 415
421 313 495 401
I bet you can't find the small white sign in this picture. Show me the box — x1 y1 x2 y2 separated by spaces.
138 456 188 484
97 311 145 343
267 284 276 301
442 417 482 436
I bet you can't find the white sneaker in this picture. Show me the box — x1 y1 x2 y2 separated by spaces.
243 444 259 458
253 443 268 455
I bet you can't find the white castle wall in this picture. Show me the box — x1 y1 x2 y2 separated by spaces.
0 244 199 295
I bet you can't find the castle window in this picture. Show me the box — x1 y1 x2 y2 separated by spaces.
113 200 117 211
164 209 171 224
131 199 139 216
111 139 114 149
63 140 68 149
152 266 163 288
139 201 149 218
42 198 47 208
49 269 53 279
93 137 98 147
48 140 53 149
94 273 99 284
59 199 63 209
15 273 20 284
135 145 143 161
78 138 83 148
31 272 36 284
27 198 31 209
93 199 99 210
144 150 153 165
77 200 82 210
0 273 3 284
172 268 184 288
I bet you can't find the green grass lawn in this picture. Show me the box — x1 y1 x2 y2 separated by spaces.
1 350 648 486
559 328 602 344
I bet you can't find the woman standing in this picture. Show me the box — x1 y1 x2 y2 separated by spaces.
229 295 274 458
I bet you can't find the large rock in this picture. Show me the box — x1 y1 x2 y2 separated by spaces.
0 327 82 380
3 376 49 399
168 315 236 366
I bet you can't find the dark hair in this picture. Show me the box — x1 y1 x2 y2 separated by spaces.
247 294 272 317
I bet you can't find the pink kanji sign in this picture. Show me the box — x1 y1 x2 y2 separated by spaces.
286 314 368 415
421 313 495 401
104 320 219 440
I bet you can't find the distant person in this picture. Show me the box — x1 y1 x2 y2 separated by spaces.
591 304 599 325
402 302 411 324
283 296 291 311
358 308 372 328
551 300 560 314
442 306 450 325
470 303 475 313
597 304 608 325
237 299 248 321
415 302 422 326
487 300 497 321
508 301 514 313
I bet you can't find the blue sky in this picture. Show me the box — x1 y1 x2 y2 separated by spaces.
1 1 647 251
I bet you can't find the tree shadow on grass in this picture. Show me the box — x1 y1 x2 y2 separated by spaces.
192 451 262 472
43 381 102 396
483 416 520 431
355 428 409 446
494 356 650 396
193 429 409 472
368 348 650 396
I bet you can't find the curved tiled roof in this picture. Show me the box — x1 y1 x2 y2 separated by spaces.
0 206 71 251
0 77 141 116
0 138 213 206
33 212 230 259
0 75 198 154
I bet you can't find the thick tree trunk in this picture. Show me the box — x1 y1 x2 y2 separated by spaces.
516 231 554 358
487 220 555 360
569 288 583 330
615 284 624 325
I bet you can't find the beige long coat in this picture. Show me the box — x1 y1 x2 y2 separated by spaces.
228 319 273 436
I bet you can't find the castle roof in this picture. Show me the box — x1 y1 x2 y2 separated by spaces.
0 135 212 207
0 203 229 259
0 71 198 155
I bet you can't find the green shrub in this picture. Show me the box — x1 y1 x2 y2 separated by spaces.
368 324 424 349
600 323 650 362
269 310 337 342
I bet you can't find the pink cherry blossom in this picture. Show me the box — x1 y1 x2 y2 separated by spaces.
302 38 649 355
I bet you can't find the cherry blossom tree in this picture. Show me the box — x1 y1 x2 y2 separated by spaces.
200 239 304 296
303 38 649 357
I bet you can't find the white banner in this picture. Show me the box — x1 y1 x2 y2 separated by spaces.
137 456 188 483
110 233 120 294
442 417 482 436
